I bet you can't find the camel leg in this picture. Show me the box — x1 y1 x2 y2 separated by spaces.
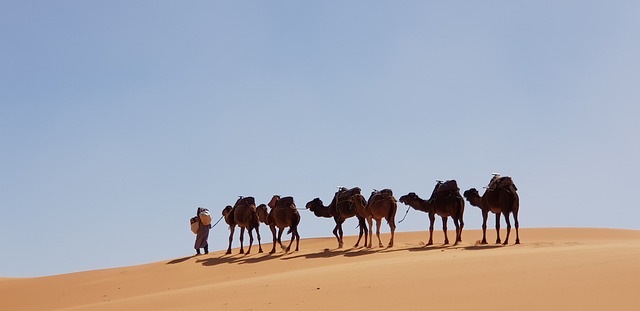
458 199 464 243
333 221 344 248
459 217 464 243
363 218 369 248
452 219 460 246
246 228 254 254
388 216 396 248
426 213 435 246
514 211 520 244
480 211 488 245
332 224 341 248
376 219 383 248
277 228 285 250
503 212 512 245
354 218 366 248
441 216 449 245
293 227 300 252
239 227 245 254
269 225 277 254
226 225 236 255
458 216 464 242
256 226 263 253
332 216 345 248
338 224 344 248
367 217 374 248
494 212 502 244
285 227 296 253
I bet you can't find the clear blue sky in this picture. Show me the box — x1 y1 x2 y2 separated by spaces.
1 1 639 277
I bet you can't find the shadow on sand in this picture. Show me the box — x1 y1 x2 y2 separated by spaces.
166 256 196 265
195 251 288 267
167 239 513 267
463 244 505 251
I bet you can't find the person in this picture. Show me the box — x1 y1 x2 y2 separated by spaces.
194 207 212 255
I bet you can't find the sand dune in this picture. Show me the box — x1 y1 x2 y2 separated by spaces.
2 228 640 311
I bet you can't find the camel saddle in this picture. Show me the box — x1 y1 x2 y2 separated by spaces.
431 180 460 198
488 176 518 192
274 196 296 210
333 187 361 213
334 187 361 204
233 196 257 211
368 188 395 203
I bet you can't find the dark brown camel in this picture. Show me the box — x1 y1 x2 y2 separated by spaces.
256 195 301 254
399 182 465 246
222 196 263 255
348 189 397 248
463 176 520 245
305 187 369 248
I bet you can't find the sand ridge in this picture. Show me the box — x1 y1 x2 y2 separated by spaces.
2 228 640 311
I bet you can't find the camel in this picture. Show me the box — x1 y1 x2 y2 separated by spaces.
463 177 520 245
256 195 301 254
348 189 397 248
399 182 465 246
305 187 369 248
222 196 263 255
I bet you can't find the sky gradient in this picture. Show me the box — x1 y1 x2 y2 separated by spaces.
1 1 639 277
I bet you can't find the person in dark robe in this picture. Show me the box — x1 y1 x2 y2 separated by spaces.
194 207 211 255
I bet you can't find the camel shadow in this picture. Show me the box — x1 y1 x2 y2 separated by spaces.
197 252 276 267
239 253 286 265
166 256 196 265
462 244 505 250
402 243 507 252
406 244 454 252
342 247 384 257
281 247 359 260
178 240 511 268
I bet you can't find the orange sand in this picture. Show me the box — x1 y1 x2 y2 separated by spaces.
2 228 639 311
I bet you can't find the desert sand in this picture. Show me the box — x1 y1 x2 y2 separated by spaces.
2 228 640 311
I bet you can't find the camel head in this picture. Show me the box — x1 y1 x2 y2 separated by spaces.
268 195 280 209
399 192 421 205
462 188 483 207
256 204 269 224
221 205 233 217
463 188 480 199
399 192 431 213
305 198 323 211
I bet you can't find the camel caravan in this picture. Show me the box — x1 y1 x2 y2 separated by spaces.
192 174 520 255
